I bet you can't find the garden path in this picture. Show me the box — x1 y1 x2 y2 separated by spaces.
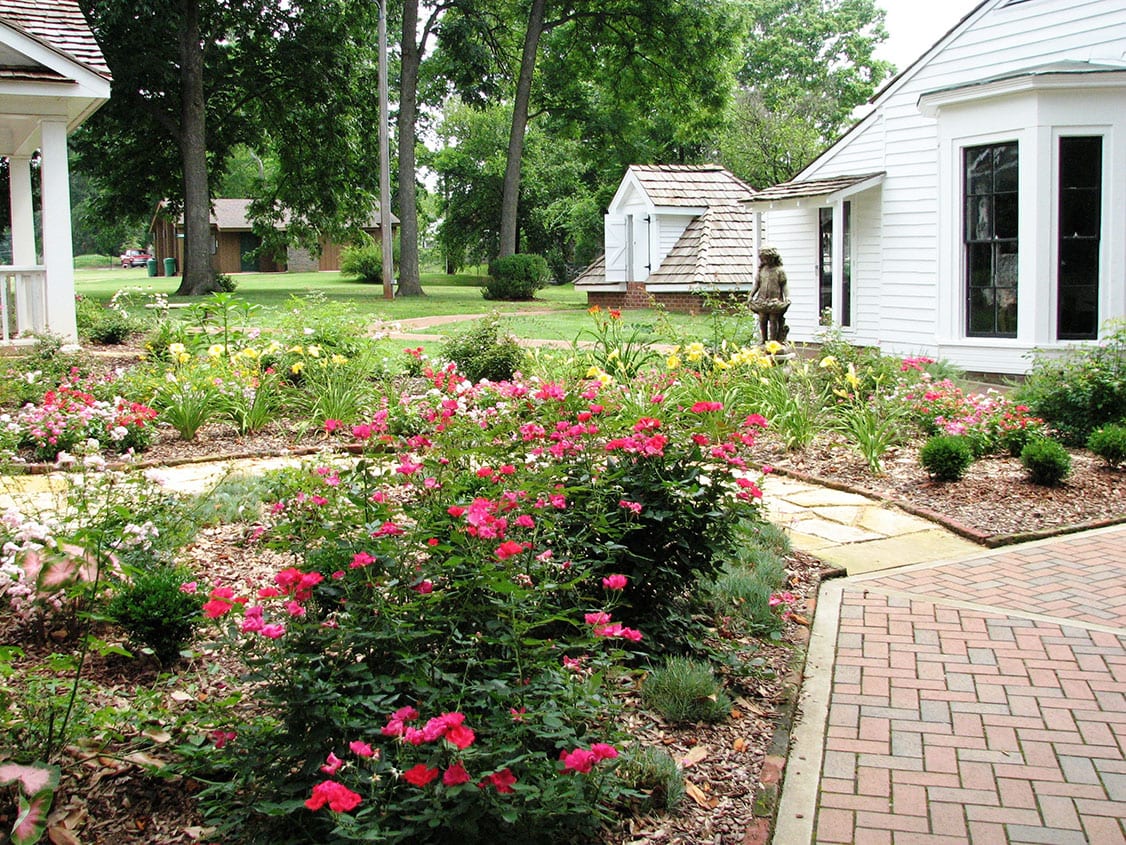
773 521 1126 845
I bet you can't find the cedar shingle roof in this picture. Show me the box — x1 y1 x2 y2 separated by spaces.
746 172 884 204
163 198 398 231
571 253 605 287
0 0 111 79
646 206 758 288
630 164 756 207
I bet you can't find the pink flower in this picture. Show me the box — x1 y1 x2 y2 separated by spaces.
743 413 768 429
305 780 362 812
260 623 286 639
690 401 723 413
446 724 475 750
393 706 419 722
602 574 628 590
617 500 642 514
320 752 344 775
413 579 433 594
179 581 198 594
403 764 440 787
494 540 526 560
349 740 376 758
560 748 597 774
585 611 612 625
324 418 342 433
210 729 237 749
350 551 375 569
510 707 527 722
562 655 584 672
352 423 374 440
203 598 234 618
443 762 471 786
591 743 618 761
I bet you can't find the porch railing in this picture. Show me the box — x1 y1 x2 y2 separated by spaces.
0 265 46 342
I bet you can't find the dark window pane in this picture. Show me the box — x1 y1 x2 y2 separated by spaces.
994 144 1019 192
968 287 996 334
994 193 1018 239
1058 137 1102 341
842 201 852 327
966 147 993 194
1061 137 1102 188
819 207 833 314
967 243 993 287
966 196 992 241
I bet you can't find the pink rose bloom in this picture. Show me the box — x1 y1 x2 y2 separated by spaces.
349 740 376 758
305 780 361 813
602 574 628 590
260 623 286 639
320 752 344 775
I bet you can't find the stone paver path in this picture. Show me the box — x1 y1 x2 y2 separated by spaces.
776 524 1126 845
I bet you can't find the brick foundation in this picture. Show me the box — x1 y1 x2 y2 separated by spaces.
586 284 747 315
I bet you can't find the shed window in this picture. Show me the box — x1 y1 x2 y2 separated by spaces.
1057 136 1101 340
964 142 1018 337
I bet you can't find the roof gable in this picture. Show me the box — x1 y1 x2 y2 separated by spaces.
629 164 756 208
0 0 111 80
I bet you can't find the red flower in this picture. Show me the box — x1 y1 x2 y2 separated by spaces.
446 724 476 750
560 748 597 774
403 764 440 787
690 401 723 413
443 762 471 786
305 780 362 813
483 768 517 793
494 540 526 560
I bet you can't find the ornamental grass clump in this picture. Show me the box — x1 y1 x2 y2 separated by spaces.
616 746 685 813
642 657 731 724
919 434 974 482
1020 437 1072 486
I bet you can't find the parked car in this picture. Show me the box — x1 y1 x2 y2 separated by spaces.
120 249 152 268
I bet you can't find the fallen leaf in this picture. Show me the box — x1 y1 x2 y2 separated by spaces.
684 780 718 809
789 613 810 626
124 751 167 770
730 707 743 719
47 826 81 845
142 728 173 744
170 691 194 703
679 746 708 768
733 737 748 752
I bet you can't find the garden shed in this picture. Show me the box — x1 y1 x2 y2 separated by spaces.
150 199 397 276
0 0 111 342
747 0 1126 375
574 164 760 313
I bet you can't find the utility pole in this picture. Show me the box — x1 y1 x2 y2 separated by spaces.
378 0 394 300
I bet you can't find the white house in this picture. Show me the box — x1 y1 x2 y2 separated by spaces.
747 0 1126 374
575 164 760 312
0 0 110 342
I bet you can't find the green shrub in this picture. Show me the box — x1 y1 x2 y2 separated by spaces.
1087 423 1126 468
1020 437 1072 486
1014 322 1126 446
919 435 974 482
484 254 549 301
441 316 525 383
107 565 203 665
75 297 134 344
617 746 684 812
642 657 731 724
188 473 275 526
213 273 238 293
340 235 388 284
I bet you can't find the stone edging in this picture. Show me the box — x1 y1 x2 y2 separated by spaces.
760 464 1126 548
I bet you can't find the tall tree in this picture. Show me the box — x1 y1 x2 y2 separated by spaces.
719 0 893 186
75 0 380 295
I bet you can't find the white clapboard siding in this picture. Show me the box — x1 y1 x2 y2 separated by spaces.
760 0 1126 371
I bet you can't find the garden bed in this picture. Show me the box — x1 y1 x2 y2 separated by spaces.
759 432 1125 543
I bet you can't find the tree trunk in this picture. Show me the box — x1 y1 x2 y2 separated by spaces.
174 0 218 297
395 0 425 296
498 0 547 258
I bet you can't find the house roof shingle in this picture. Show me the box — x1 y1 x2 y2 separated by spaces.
646 206 758 288
161 198 399 231
629 164 756 208
0 0 112 79
744 172 885 205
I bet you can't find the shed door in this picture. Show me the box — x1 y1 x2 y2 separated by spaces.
605 216 627 282
239 233 260 272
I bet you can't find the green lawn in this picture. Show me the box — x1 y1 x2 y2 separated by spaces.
75 268 589 324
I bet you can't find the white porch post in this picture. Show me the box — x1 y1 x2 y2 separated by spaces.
831 200 845 326
9 155 35 264
39 119 78 341
8 155 38 332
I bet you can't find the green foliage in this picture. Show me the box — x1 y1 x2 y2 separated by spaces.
213 273 238 293
616 746 684 813
1020 438 1072 486
831 398 905 475
75 297 134 345
1014 323 1126 446
187 473 275 526
759 366 822 450
484 254 550 301
441 317 525 383
642 657 731 724
919 435 974 482
702 521 789 638
579 306 660 381
152 367 221 441
1087 423 1126 468
106 565 203 665
339 235 386 285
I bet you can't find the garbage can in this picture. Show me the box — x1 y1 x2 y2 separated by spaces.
163 257 177 277
146 258 157 278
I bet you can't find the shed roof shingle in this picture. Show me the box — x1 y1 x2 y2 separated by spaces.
0 0 111 79
646 206 758 288
630 164 756 208
746 172 885 204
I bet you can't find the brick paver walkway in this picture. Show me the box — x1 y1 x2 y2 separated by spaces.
777 524 1126 845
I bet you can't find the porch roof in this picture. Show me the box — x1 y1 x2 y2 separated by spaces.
742 172 885 210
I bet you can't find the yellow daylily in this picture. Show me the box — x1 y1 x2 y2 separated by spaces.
685 342 706 363
845 363 861 391
168 342 186 356
666 354 681 370
307 345 322 358
764 340 784 355
291 361 305 374
331 354 348 365
207 344 226 358
819 355 838 369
